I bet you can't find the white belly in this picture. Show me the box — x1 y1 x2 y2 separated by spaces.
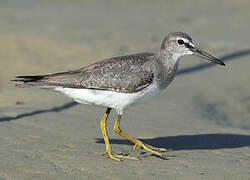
54 85 161 114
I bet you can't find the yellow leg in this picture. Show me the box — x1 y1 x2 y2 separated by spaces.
114 115 168 157
100 108 138 161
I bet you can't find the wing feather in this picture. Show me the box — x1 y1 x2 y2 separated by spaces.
14 53 156 93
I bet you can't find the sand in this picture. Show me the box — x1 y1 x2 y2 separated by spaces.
0 0 250 179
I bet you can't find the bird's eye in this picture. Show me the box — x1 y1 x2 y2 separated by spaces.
177 39 184 45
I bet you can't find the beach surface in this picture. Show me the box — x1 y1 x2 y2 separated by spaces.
0 0 250 179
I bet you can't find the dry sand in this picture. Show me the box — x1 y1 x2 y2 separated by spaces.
0 0 250 179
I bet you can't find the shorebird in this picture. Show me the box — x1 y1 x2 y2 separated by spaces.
14 32 225 161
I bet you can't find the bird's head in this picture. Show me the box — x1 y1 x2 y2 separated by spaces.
161 32 225 66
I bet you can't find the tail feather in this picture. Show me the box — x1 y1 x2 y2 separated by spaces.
12 75 51 88
12 70 79 88
12 75 45 82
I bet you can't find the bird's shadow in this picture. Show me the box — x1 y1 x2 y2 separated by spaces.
0 101 78 122
95 133 250 150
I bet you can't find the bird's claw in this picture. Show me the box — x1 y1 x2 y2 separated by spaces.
132 143 168 157
103 151 139 161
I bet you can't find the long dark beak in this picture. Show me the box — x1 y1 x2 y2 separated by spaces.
189 46 225 66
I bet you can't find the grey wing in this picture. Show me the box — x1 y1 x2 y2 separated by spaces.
15 53 156 93
78 53 156 92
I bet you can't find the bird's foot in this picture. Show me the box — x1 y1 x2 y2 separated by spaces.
103 151 139 161
132 142 168 157
137 143 168 152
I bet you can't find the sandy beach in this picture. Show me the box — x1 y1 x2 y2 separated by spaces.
0 0 250 179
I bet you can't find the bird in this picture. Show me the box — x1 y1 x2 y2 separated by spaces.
13 32 225 161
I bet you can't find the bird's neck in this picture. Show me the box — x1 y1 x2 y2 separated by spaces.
158 50 180 70
154 50 180 90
